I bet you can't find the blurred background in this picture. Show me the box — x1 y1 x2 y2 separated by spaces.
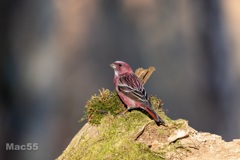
1 0 240 159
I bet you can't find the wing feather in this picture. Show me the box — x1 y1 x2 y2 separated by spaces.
118 74 150 106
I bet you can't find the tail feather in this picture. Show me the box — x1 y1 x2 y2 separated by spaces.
144 107 164 124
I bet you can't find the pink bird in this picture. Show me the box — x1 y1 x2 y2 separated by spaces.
110 61 164 125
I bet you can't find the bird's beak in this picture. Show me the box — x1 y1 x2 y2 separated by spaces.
110 63 116 69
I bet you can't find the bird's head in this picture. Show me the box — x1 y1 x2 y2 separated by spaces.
110 61 133 75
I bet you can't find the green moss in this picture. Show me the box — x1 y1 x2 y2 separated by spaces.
67 112 164 160
63 110 192 159
82 89 125 125
82 88 171 125
59 89 190 160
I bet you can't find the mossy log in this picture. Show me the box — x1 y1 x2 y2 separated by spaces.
57 67 240 160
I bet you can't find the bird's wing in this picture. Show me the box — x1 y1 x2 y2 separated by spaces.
118 74 150 106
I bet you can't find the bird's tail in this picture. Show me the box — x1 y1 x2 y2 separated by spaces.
144 106 165 124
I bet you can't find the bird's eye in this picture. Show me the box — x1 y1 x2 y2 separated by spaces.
118 64 122 67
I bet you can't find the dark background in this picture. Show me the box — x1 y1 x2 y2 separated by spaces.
1 1 240 159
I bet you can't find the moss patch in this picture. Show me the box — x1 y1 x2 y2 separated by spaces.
58 86 240 160
60 111 164 160
58 111 193 160
85 113 163 159
58 89 193 160
82 89 125 125
82 88 168 126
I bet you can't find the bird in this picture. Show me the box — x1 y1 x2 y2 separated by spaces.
110 60 164 125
